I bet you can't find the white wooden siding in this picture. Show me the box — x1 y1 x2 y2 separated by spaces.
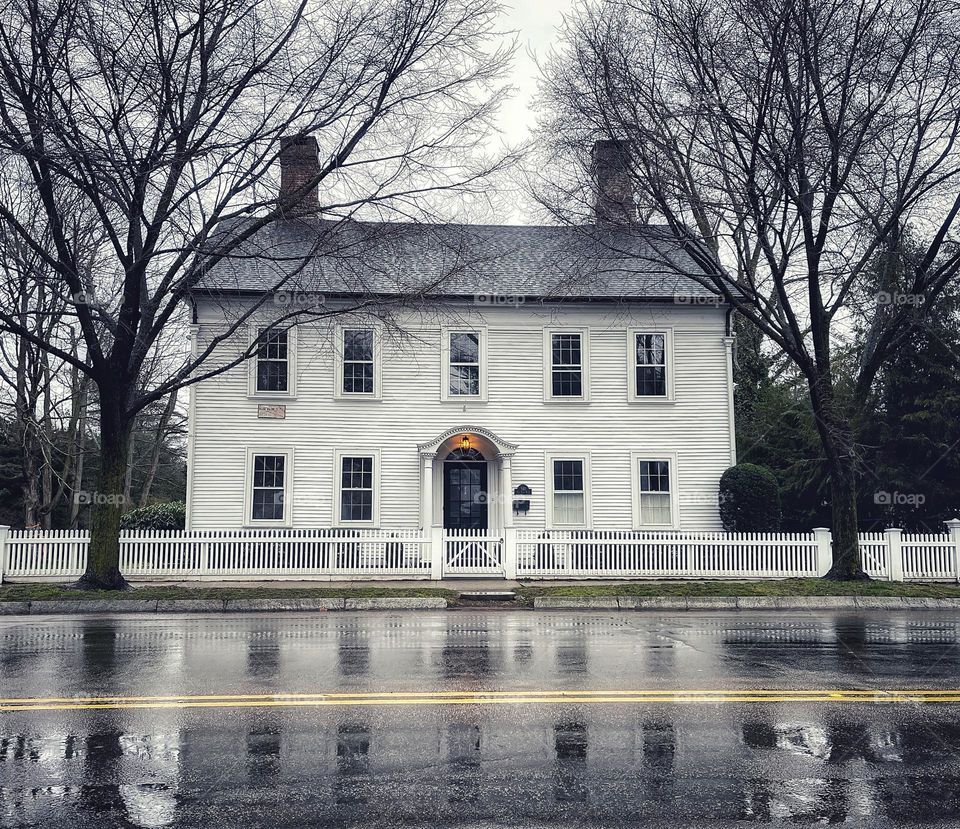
188 301 733 530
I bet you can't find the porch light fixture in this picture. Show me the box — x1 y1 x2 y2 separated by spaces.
459 434 471 451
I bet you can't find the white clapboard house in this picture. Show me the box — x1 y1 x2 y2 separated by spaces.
184 138 736 577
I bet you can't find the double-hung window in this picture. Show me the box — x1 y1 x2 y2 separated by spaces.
629 330 672 401
636 458 674 526
254 327 289 394
443 329 486 400
337 453 378 524
547 331 587 400
247 451 290 524
548 456 589 526
340 328 376 396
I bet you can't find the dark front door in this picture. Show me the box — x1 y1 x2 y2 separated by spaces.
443 461 488 530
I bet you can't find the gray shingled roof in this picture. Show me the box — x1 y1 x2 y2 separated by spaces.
193 217 723 301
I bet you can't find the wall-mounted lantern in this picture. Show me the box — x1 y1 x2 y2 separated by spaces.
513 484 531 515
459 434 471 452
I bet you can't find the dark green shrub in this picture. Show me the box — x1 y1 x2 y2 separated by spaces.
120 501 186 531
719 464 782 531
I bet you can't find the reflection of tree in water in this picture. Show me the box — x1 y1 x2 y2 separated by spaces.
446 723 481 803
834 615 871 674
335 723 370 805
554 721 587 804
79 729 127 820
77 623 126 820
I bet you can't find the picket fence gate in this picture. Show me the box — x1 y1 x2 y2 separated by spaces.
0 522 958 582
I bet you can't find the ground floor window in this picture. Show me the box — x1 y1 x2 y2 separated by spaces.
637 458 673 526
548 455 589 526
248 452 289 523
338 453 376 524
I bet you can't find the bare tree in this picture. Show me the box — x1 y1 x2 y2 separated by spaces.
535 0 960 578
0 0 513 587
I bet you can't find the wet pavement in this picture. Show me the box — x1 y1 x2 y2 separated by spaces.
1 610 960 827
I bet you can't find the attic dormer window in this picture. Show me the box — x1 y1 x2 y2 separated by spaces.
255 327 288 393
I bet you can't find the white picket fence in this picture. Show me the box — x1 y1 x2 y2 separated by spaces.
0 522 958 582
1 528 431 581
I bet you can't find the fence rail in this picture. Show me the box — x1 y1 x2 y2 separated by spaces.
0 522 958 582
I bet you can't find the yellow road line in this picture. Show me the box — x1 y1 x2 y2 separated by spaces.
1 688 958 705
0 689 959 712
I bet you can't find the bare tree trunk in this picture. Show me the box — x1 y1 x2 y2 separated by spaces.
121 423 136 513
39 352 53 530
139 389 178 507
809 373 868 580
76 391 130 590
69 389 88 529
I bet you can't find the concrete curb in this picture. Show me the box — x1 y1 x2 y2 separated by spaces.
532 595 960 611
12 597 450 616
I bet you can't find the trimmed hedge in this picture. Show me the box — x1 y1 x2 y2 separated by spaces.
719 464 782 532
120 501 186 531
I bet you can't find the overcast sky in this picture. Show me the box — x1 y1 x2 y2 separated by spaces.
499 1 574 146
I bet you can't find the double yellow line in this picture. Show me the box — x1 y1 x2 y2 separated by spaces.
1 689 959 712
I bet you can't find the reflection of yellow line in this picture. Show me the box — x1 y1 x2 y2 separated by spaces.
1 689 960 712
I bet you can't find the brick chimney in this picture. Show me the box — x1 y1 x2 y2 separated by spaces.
279 135 319 215
591 139 636 224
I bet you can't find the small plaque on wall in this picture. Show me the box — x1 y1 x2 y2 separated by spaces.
258 404 286 419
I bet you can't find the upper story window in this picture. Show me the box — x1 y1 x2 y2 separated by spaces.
255 327 288 393
629 329 672 401
338 327 379 398
546 330 588 400
635 333 666 396
449 332 480 395
442 329 486 400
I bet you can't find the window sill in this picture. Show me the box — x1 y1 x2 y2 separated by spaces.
440 397 488 404
542 398 591 404
243 521 293 529
247 393 297 402
626 396 676 404
333 394 382 402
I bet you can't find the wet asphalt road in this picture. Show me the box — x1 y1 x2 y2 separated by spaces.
1 610 960 828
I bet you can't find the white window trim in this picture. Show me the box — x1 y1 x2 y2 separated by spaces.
334 324 382 400
441 326 488 402
630 450 680 529
627 328 674 403
247 325 297 399
543 328 590 402
243 447 294 527
544 452 592 528
333 449 381 528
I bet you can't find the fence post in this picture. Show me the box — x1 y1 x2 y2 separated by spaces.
503 526 518 580
430 526 444 581
884 527 904 582
813 528 832 577
946 519 960 584
199 533 210 581
0 525 8 584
